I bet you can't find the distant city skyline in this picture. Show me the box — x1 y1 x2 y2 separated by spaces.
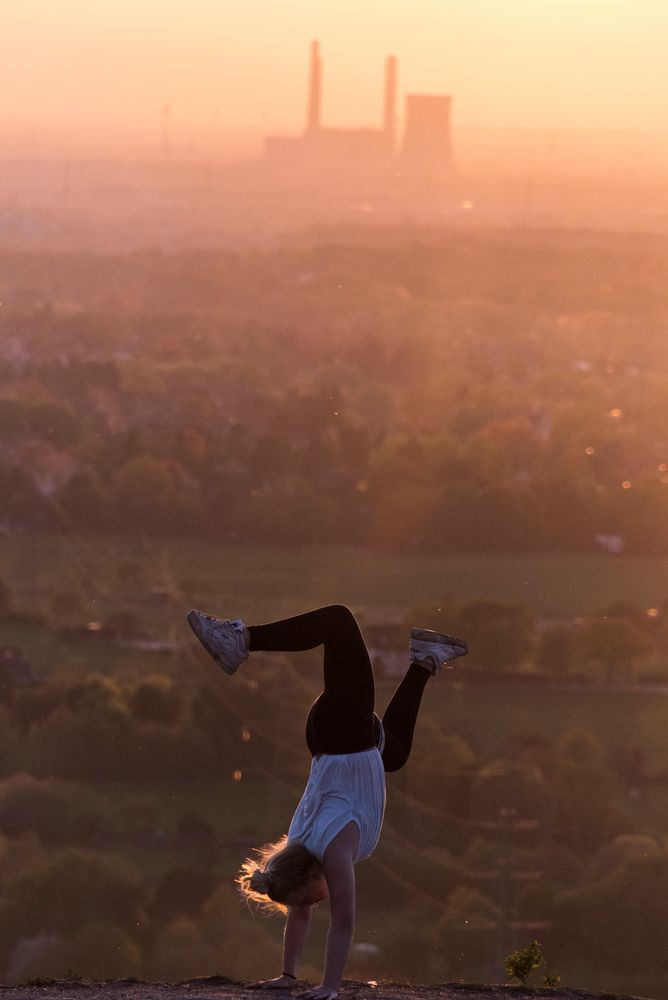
2 0 668 147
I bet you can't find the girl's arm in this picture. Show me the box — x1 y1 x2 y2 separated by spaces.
283 902 313 977
303 823 358 1000
250 903 312 990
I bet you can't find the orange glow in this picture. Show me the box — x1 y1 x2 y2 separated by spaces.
4 0 668 163
609 409 623 418
233 769 243 781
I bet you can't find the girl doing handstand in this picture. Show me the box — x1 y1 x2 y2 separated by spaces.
187 604 467 1000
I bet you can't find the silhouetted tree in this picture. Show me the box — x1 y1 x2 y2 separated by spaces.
454 600 534 671
578 617 653 686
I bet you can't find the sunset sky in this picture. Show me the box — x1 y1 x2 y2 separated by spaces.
2 0 667 146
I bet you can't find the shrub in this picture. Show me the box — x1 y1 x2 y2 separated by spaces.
0 578 13 617
130 676 184 726
554 853 668 973
535 625 576 675
0 773 116 845
0 707 19 774
453 600 534 671
504 938 560 987
149 865 215 922
144 917 214 982
4 848 145 938
26 703 135 780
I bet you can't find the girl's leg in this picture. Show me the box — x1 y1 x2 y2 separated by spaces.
248 605 375 755
380 663 430 773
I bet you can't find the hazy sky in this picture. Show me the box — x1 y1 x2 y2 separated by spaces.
3 0 667 142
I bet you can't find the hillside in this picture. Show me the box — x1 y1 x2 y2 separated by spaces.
0 979 656 1000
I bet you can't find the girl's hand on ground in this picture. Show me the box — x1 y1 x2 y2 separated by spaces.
299 987 338 1000
248 976 296 990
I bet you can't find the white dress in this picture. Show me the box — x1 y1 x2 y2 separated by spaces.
288 748 386 863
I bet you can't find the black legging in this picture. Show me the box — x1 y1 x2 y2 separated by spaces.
248 604 429 773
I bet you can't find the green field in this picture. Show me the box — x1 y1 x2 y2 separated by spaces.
5 535 668 622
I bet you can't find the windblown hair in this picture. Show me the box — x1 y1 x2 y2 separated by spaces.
237 835 319 915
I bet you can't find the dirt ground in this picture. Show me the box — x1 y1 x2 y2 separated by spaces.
0 979 655 1000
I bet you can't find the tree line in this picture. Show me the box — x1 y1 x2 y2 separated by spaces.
1 232 668 553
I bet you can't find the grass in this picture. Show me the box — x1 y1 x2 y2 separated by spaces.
4 535 668 622
5 531 668 690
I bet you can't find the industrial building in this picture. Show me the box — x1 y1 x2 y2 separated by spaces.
264 42 453 192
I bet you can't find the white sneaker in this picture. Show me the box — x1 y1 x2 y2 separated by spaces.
187 610 249 675
409 627 468 675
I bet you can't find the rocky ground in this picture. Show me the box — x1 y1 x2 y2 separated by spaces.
0 979 655 1000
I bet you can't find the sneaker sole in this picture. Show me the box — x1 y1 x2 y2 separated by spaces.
187 610 238 675
410 628 468 656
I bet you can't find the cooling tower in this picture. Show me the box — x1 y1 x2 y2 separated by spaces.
400 94 453 174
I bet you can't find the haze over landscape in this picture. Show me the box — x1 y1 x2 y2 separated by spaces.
2 3 668 998
3 2 668 247
4 0 668 148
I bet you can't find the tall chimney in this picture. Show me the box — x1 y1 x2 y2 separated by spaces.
306 40 322 133
383 55 397 153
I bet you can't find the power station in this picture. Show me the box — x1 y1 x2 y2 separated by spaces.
264 42 453 189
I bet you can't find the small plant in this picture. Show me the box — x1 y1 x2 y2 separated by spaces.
505 939 542 985
504 939 560 988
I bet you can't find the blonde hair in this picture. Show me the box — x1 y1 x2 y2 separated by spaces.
237 835 319 915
